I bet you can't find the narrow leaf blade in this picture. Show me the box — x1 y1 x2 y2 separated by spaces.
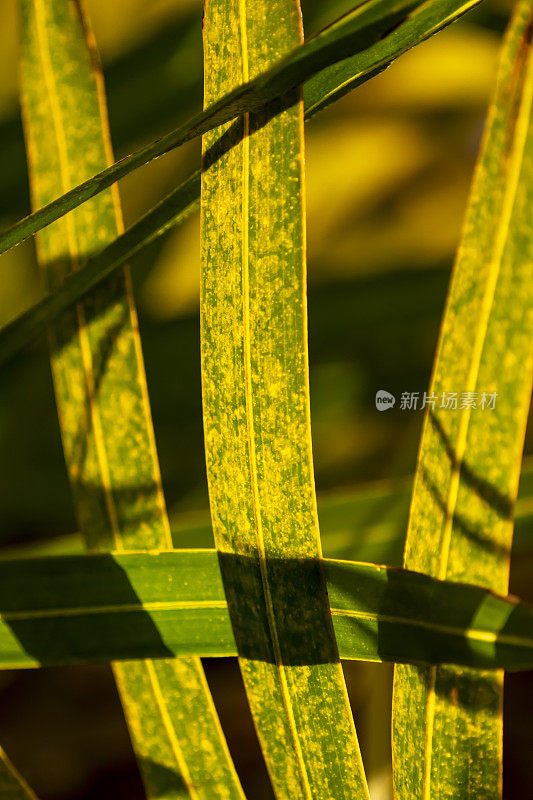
0 0 483 258
201 2 372 798
0 550 532 672
0 0 486 365
0 747 38 800
392 2 533 798
19 3 244 799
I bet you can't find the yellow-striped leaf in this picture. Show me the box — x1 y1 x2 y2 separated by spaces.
201 1 369 798
392 1 533 798
19 2 244 799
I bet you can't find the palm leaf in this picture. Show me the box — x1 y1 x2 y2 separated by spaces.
19 2 244 799
0 550 532 671
200 1 371 798
0 0 484 257
392 1 533 798
0 0 484 365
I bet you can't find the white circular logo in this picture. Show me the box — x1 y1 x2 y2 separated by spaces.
375 390 395 411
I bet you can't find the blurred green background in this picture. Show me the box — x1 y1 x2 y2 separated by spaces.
0 0 531 798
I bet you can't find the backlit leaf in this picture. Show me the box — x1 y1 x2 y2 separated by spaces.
0 0 484 258
0 0 487 364
0 550 532 672
200 1 369 798
392 2 533 798
19 2 244 799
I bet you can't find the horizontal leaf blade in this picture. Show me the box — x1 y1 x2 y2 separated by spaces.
0 550 531 671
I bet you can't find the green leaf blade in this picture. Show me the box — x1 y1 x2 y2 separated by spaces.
201 1 369 798
392 2 533 798
19 3 244 799
0 550 532 672
0 0 485 260
0 0 490 366
303 0 481 115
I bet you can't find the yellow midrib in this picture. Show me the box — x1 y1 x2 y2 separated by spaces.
35 0 172 555
89 18 173 551
437 38 533 584
3 598 531 653
2 598 228 622
330 607 528 648
31 12 202 800
237 1 313 797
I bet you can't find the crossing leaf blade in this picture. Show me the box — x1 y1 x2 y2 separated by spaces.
392 2 533 798
19 2 244 799
0 550 532 672
0 0 484 259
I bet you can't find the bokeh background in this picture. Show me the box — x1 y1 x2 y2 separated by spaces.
0 0 532 797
